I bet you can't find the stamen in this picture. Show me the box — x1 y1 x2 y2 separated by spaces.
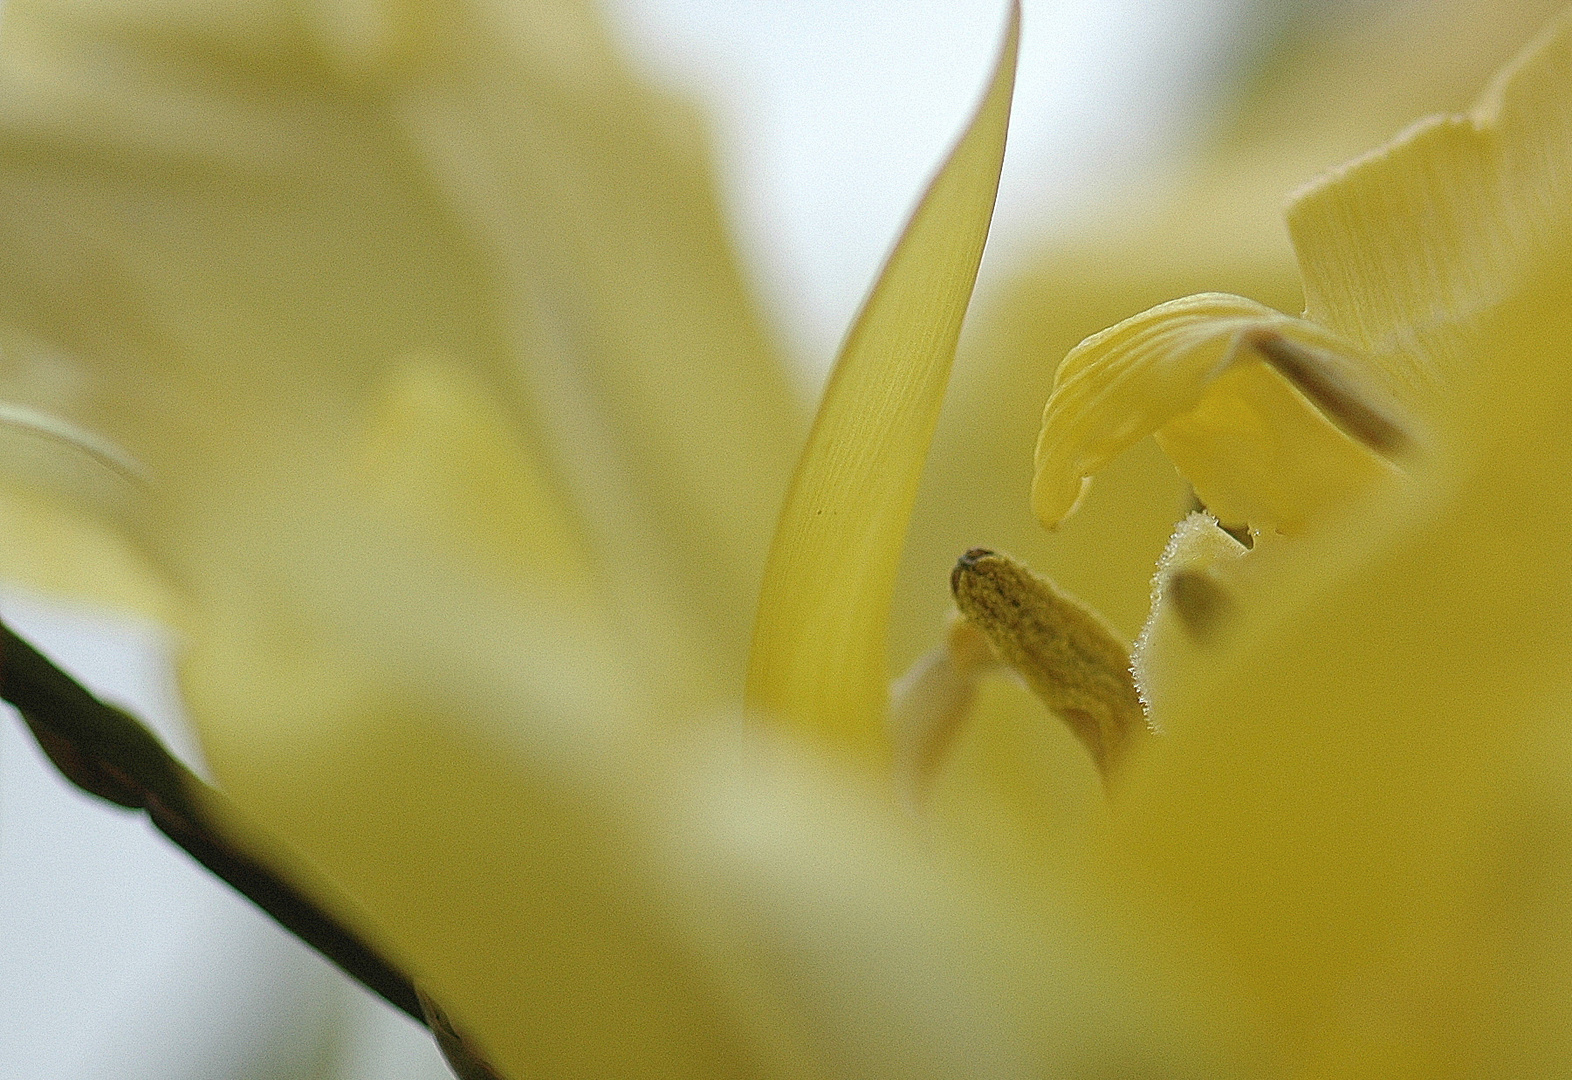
950 549 1146 779
1187 489 1251 548
889 615 998 806
1131 512 1250 716
1245 328 1413 457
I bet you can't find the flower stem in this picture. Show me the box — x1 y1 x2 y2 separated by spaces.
0 619 426 1025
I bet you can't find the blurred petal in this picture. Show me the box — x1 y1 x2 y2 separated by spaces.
389 0 808 696
1287 7 1572 449
0 0 801 709
0 483 170 617
353 355 593 599
183 469 1218 1080
746 3 1017 758
1290 8 1572 369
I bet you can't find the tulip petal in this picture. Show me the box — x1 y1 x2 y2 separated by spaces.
1288 7 1572 425
0 0 799 709
184 475 1209 1080
1034 292 1407 535
1107 13 1572 1064
746 3 1017 756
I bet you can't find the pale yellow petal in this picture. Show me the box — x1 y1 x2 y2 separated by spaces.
1105 170 1572 1079
1288 7 1572 434
392 0 807 695
1033 293 1404 534
180 467 1222 1080
0 399 169 614
349 354 721 712
354 354 593 597
0 0 800 708
0 484 171 617
746 3 1018 757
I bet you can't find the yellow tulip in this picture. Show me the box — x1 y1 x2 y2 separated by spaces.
7 0 1572 1075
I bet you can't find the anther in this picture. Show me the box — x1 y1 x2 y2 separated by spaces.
950 549 1146 778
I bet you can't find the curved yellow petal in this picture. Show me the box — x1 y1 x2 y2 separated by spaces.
0 484 171 617
354 355 593 597
1034 293 1405 534
1289 7 1572 425
745 3 1018 758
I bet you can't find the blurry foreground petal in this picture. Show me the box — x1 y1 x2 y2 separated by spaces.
0 0 802 711
184 474 1220 1080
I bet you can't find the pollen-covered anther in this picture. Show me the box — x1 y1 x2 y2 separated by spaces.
1243 327 1413 458
949 548 1146 780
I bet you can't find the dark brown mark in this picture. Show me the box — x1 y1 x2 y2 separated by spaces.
1247 328 1412 457
1165 567 1234 642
